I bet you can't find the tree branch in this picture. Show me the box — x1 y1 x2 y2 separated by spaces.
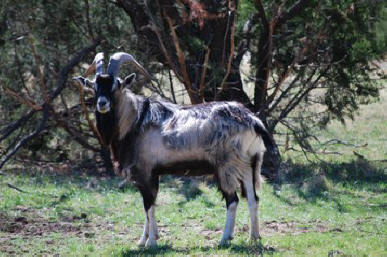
0 40 100 168
74 81 104 146
276 0 312 27
218 8 237 94
199 47 210 100
0 110 36 143
0 105 49 169
165 14 198 103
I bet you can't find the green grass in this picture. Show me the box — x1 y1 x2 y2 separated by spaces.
0 164 386 256
279 88 387 164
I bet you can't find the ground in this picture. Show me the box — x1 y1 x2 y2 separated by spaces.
0 159 385 257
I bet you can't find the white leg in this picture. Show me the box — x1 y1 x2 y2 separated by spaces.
138 211 149 246
220 201 238 245
244 178 260 240
145 205 158 247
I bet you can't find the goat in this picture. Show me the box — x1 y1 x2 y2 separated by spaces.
73 52 274 247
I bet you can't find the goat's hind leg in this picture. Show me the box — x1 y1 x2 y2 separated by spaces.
220 191 239 245
243 174 261 241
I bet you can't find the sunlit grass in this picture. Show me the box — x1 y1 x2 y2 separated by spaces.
0 166 385 256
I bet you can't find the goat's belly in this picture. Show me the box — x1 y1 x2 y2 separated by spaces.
153 160 216 176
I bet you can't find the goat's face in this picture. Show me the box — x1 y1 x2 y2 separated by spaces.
94 73 137 114
74 73 137 115
95 74 114 114
73 52 149 114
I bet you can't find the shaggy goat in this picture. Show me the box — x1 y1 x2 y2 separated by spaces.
73 52 274 247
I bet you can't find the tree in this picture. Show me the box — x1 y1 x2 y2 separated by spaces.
114 0 385 178
0 0 133 173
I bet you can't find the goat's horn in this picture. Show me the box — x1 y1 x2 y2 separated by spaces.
107 52 155 81
83 52 105 77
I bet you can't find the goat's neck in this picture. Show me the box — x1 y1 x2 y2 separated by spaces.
114 89 140 140
96 110 115 146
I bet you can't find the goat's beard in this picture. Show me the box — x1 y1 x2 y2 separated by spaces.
97 104 111 114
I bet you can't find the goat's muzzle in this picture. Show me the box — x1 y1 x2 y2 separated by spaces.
97 96 111 114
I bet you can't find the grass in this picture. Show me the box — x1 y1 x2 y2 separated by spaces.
0 161 386 256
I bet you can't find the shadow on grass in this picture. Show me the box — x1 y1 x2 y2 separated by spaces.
119 241 275 256
274 159 387 207
284 159 386 185
3 170 216 208
5 158 385 209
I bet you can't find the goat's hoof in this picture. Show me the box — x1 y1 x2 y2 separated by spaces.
145 238 157 247
138 237 147 246
219 235 233 246
219 239 229 246
249 234 261 242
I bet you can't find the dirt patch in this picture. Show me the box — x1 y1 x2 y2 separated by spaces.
0 210 97 255
263 220 329 235
262 220 331 235
235 220 333 236
0 212 83 236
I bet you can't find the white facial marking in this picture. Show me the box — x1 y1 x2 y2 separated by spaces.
97 96 111 113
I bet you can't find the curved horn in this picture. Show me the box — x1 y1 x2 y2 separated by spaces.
107 52 155 82
83 52 105 77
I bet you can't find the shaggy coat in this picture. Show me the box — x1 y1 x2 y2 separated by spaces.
112 86 271 195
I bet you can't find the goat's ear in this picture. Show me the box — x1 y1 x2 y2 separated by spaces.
123 73 136 89
73 76 86 86
72 76 95 93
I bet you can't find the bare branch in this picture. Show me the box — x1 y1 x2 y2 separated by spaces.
0 105 49 169
74 81 104 146
165 14 199 104
3 86 42 111
218 8 237 94
168 69 177 104
199 47 210 100
0 40 100 168
276 0 312 27
266 42 309 105
7 183 28 193
254 0 269 31
0 110 36 143
28 36 50 104
83 0 95 40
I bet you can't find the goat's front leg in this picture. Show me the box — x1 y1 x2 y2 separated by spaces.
138 211 149 246
146 205 158 246
137 175 159 247
138 205 159 246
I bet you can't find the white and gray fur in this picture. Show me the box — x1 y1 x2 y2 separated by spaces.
73 52 274 247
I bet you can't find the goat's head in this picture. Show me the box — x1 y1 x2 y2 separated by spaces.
73 52 153 114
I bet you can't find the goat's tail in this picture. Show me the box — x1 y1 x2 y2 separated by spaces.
252 120 272 190
253 121 275 153
254 161 264 191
